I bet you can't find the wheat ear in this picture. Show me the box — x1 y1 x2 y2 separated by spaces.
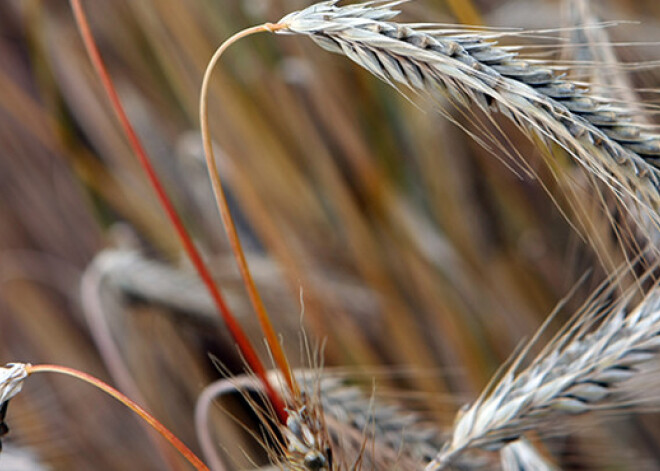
423 281 660 470
275 0 660 240
196 370 455 470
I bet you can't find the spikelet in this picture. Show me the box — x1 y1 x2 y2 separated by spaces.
500 439 557 471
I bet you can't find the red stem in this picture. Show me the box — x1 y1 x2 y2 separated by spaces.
68 0 287 423
26 364 209 471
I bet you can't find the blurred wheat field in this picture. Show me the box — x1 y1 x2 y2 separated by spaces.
2 0 660 469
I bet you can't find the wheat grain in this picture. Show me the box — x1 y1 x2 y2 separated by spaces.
275 0 660 244
423 281 660 470
500 439 557 471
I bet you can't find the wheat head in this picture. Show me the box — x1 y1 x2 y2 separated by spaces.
425 281 660 469
275 0 660 246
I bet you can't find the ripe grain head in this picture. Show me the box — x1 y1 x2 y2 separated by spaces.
427 276 660 469
276 0 660 257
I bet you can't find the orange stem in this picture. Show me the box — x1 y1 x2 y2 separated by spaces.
68 0 287 423
199 23 299 399
26 364 209 471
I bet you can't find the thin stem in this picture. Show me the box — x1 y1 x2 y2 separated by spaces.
26 364 209 471
68 0 288 423
199 23 299 398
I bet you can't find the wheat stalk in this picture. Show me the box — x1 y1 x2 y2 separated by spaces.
274 0 660 243
422 280 660 470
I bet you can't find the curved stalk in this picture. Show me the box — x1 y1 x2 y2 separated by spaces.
199 22 299 400
26 364 209 471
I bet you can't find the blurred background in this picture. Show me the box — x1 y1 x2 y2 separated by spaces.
1 0 660 469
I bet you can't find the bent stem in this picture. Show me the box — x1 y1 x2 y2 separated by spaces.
68 0 288 424
199 23 300 399
26 364 209 471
